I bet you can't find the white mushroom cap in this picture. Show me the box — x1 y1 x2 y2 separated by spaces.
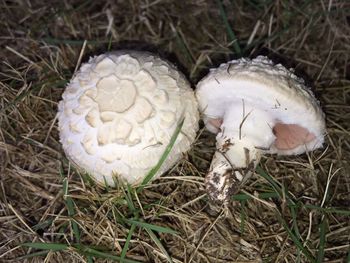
196 56 326 202
196 56 326 155
58 50 199 186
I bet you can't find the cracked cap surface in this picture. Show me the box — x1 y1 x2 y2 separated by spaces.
58 51 199 186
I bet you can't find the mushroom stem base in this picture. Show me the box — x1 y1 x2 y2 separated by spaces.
205 137 261 202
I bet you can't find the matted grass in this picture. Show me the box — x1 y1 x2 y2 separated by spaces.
0 0 349 262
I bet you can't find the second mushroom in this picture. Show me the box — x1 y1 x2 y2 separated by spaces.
196 56 326 202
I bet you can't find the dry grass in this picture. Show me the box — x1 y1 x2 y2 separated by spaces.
0 0 349 262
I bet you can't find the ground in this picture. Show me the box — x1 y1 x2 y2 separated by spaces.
0 1 349 262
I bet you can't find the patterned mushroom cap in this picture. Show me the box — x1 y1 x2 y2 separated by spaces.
58 51 199 186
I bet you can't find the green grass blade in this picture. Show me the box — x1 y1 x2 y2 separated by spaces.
137 118 185 193
290 205 302 240
60 165 80 242
255 166 283 196
74 244 141 263
240 200 246 234
303 205 350 215
232 192 350 215
256 165 296 206
72 0 95 12
120 223 136 261
111 206 127 225
16 250 50 260
232 192 278 201
31 219 54 231
103 176 110 192
21 242 68 251
171 25 194 64
87 255 94 263
125 184 137 215
316 216 327 262
81 172 96 186
276 213 316 262
62 176 81 242
256 167 315 261
126 219 178 235
107 34 113 51
290 204 302 258
145 228 174 263
216 0 242 56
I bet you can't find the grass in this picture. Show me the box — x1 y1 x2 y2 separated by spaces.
21 120 185 262
61 167 81 243
1 0 349 262
20 243 141 263
216 0 242 56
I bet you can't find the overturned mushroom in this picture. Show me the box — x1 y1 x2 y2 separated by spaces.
58 50 199 186
196 56 326 202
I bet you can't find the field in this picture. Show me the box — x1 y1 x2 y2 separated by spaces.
0 1 349 262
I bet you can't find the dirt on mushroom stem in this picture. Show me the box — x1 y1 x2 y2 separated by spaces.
201 99 275 202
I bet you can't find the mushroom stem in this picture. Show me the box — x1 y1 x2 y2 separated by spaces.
205 102 276 202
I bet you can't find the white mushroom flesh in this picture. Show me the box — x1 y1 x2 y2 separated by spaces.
196 56 326 202
58 51 199 186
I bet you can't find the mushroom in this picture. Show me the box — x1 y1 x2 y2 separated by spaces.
196 56 326 202
58 50 199 186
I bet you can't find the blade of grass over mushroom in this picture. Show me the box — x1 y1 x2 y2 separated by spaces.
137 118 185 193
145 228 174 263
216 0 242 56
